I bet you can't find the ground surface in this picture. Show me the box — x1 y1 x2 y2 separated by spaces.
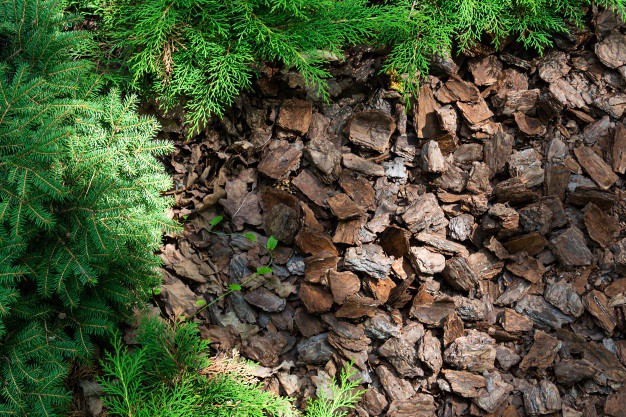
154 9 626 417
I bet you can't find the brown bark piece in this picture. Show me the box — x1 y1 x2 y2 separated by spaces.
500 309 534 333
509 149 545 188
457 99 494 125
550 227 593 269
503 89 540 115
469 55 502 86
583 290 617 335
519 331 561 371
574 145 618 190
333 217 365 245
300 283 334 314
348 110 396 153
584 203 617 247
443 370 486 398
415 84 441 139
327 193 363 220
595 32 626 68
613 123 626 174
258 140 302 179
436 75 481 103
295 226 338 256
409 287 456 327
443 329 496 372
339 171 376 211
277 99 313 134
442 256 479 292
304 252 338 284
342 153 385 177
292 170 332 207
484 130 514 175
328 270 360 304
504 233 548 256
401 193 448 234
242 332 287 367
443 312 464 346
416 232 470 257
545 165 570 200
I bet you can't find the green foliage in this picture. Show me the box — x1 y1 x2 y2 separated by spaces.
99 315 296 417
0 0 176 414
96 0 385 132
100 315 363 417
94 0 625 129
304 363 363 417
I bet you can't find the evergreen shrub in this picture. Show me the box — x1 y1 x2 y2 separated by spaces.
99 315 363 417
96 0 626 131
0 0 176 414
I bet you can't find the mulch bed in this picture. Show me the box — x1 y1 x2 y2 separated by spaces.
155 8 626 417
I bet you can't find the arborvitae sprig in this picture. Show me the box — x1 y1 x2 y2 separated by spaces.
0 0 175 414
99 315 363 417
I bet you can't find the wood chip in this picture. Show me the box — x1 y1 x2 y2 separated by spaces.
574 145 618 190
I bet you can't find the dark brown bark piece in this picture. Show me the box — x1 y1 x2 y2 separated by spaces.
277 99 313 134
295 226 338 256
443 312 464 347
258 140 302 179
304 252 338 284
409 287 456 327
442 256 479 292
519 331 561 371
469 55 502 86
613 123 626 174
242 332 288 367
348 110 396 153
292 170 333 207
504 233 548 256
545 165 570 200
584 203 617 247
300 282 334 314
338 171 376 211
550 227 593 269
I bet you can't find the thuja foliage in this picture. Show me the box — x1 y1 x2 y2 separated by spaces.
99 315 363 417
95 0 626 131
0 0 176 414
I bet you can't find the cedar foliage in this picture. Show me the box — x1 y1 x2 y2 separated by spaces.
96 0 626 131
0 0 176 414
99 315 363 417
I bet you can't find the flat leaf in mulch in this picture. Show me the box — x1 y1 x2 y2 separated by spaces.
218 169 263 230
